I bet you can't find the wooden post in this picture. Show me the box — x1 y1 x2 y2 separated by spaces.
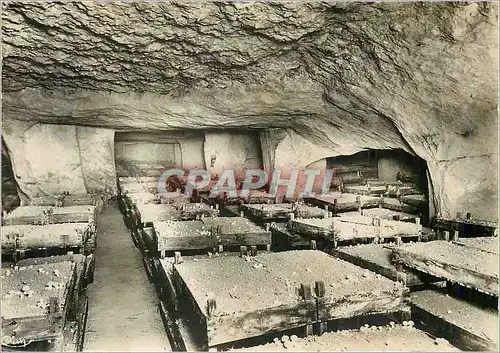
240 211 244 217
466 212 471 219
395 236 402 246
240 246 247 257
456 212 462 219
17 249 26 260
319 321 328 335
174 251 183 264
160 250 166 259
250 245 257 257
300 283 312 300
207 299 217 317
265 223 270 231
356 196 361 212
310 239 317 250
315 280 327 335
444 231 450 241
289 213 295 221
218 244 224 253
314 281 325 298
333 199 338 216
266 243 271 252
215 204 219 211
453 230 459 242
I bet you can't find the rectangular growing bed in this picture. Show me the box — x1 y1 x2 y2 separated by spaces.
170 250 407 348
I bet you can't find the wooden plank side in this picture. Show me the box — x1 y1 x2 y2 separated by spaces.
160 235 219 252
2 224 89 252
1 316 63 345
207 301 317 347
392 245 498 296
218 232 272 246
317 293 405 322
331 248 426 286
3 206 96 226
242 204 292 220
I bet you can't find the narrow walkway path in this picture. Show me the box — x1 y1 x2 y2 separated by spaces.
83 202 171 351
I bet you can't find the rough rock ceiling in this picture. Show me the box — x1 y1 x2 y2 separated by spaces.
2 1 495 94
1 1 498 155
1 1 498 221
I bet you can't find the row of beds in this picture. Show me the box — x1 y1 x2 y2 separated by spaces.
1 174 498 352
1 195 104 351
117 176 499 351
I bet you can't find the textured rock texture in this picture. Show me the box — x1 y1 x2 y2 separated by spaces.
1 1 498 220
2 119 117 198
204 131 262 179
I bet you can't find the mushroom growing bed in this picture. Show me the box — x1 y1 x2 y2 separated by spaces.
392 241 499 296
243 203 329 221
2 262 75 319
340 208 418 222
125 191 190 206
289 217 421 242
343 184 388 196
304 192 380 212
154 220 213 252
2 223 93 254
154 217 270 252
454 236 499 254
331 244 440 286
410 289 498 351
171 250 407 348
3 206 96 226
134 204 181 225
242 203 295 220
2 261 77 348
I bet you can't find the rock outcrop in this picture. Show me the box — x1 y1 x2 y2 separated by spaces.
1 1 498 220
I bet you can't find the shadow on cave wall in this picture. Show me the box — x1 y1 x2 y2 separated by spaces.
2 139 21 213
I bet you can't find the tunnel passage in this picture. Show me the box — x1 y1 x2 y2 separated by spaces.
114 129 263 180
324 149 430 225
326 149 428 189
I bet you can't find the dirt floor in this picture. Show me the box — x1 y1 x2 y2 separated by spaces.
231 324 460 351
83 202 171 352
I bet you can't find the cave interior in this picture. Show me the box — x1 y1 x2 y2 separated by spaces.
0 1 498 352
